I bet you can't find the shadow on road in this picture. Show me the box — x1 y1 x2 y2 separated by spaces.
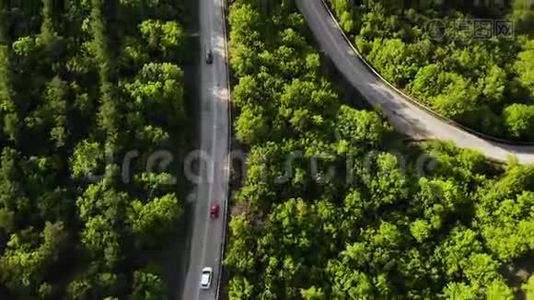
160 0 200 298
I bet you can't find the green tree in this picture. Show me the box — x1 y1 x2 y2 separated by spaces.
367 38 421 86
140 20 184 57
511 0 534 34
336 105 389 151
125 62 185 127
357 153 409 209
442 282 477 300
235 105 269 144
71 140 104 179
128 193 182 247
301 286 325 300
463 253 501 286
503 104 534 139
80 216 121 269
409 219 432 243
0 222 66 296
432 74 479 120
522 276 534 299
478 65 506 104
514 45 534 96
228 276 254 300
40 0 60 48
129 271 165 300
486 280 514 300
0 45 18 141
435 227 483 277
28 77 69 148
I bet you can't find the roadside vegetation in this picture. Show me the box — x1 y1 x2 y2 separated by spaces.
328 0 534 141
225 0 534 298
0 0 186 298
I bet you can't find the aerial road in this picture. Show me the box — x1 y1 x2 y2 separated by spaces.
180 0 230 298
296 0 534 165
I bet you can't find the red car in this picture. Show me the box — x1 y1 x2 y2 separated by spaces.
210 202 220 219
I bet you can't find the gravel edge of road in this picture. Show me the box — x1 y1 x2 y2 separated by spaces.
215 0 232 298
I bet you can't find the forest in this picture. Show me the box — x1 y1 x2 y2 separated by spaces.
225 0 534 299
0 0 186 298
328 0 534 141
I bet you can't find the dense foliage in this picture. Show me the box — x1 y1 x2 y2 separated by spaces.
0 0 186 298
225 0 534 299
328 0 534 141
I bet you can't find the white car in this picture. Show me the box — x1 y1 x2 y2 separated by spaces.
200 267 213 289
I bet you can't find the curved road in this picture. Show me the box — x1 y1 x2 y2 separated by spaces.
296 0 534 165
180 0 230 298
182 0 533 298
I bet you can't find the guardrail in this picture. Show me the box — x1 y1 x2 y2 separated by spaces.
320 0 534 146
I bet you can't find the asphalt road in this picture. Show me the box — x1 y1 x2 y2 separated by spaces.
296 0 534 165
180 0 230 298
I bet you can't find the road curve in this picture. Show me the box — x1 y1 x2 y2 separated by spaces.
296 0 534 165
180 0 230 298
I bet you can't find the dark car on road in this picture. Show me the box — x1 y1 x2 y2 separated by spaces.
205 49 213 64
